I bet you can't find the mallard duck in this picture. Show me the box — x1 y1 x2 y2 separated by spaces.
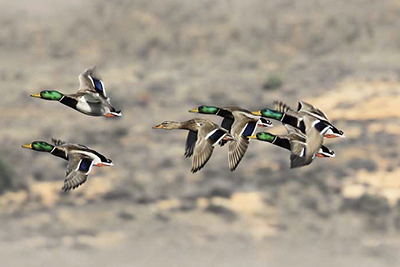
153 118 235 173
22 139 113 191
252 101 345 138
189 106 273 171
30 66 122 117
252 101 343 167
249 125 335 168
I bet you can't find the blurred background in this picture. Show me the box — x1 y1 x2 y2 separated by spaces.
1 0 400 266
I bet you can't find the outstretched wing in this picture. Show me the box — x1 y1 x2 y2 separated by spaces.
288 116 324 168
51 138 67 146
297 101 329 121
290 151 313 168
280 125 313 168
191 123 218 173
228 135 248 171
78 66 107 99
184 130 198 158
273 100 298 117
62 153 93 191
191 134 214 173
228 118 251 171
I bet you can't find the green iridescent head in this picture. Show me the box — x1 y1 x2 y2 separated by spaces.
189 105 219 114
248 132 276 143
252 108 283 120
22 141 54 152
31 90 64 101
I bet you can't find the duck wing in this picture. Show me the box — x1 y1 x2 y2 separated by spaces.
191 123 218 173
297 101 329 121
51 138 67 146
280 125 312 168
77 66 107 99
288 116 324 168
288 137 312 168
228 118 250 171
184 130 198 158
273 101 298 117
62 153 94 191
227 110 262 171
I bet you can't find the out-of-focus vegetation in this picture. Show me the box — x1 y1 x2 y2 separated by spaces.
263 74 283 90
0 159 13 194
1 0 400 266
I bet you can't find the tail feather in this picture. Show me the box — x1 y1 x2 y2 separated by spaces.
105 110 122 117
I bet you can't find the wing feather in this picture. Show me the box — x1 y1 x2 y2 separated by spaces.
227 115 254 171
191 123 216 173
62 154 93 191
185 130 198 158
77 67 108 99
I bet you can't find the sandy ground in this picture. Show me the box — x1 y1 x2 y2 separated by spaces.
1 0 400 266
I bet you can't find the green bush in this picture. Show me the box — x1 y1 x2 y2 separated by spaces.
0 159 13 194
263 75 283 90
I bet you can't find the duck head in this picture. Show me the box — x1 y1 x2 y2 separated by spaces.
189 105 219 115
22 141 54 152
252 108 284 121
248 132 275 142
31 90 64 101
153 121 181 130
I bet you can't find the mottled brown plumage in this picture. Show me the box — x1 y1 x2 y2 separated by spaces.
189 106 273 171
153 118 234 173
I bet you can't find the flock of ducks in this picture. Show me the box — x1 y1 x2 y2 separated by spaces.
154 102 345 173
22 67 119 191
22 66 345 191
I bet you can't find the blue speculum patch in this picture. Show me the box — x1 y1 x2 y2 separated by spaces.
242 122 256 137
209 130 225 142
79 158 92 172
93 78 103 92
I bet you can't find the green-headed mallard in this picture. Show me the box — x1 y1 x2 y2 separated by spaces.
30 66 122 117
252 101 345 138
188 106 273 171
22 138 113 191
153 118 235 173
249 125 335 168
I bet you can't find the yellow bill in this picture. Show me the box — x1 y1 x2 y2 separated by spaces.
188 108 199 113
30 93 41 98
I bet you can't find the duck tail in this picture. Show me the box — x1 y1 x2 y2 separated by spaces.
105 110 122 117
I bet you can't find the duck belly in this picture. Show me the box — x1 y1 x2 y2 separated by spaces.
76 101 105 116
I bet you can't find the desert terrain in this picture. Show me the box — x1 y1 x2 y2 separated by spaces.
1 0 400 266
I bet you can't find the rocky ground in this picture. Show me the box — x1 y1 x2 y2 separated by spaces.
1 0 400 266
